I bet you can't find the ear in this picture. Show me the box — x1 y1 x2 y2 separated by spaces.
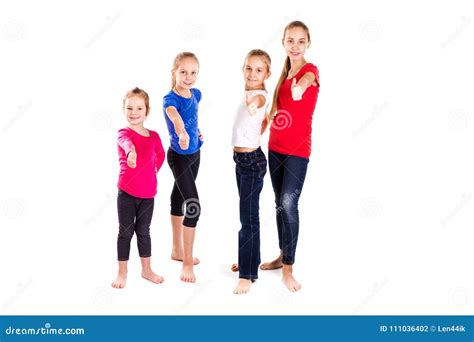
265 71 272 80
307 41 311 48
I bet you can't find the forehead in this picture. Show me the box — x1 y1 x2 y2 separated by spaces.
245 56 268 68
285 27 308 40
176 57 199 70
125 95 146 106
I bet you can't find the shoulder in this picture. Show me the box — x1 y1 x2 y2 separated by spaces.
192 88 202 102
303 63 319 84
149 130 162 140
118 127 132 136
163 90 179 108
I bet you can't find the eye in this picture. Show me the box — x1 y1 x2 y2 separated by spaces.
192 71 197 75
138 107 143 110
257 69 263 73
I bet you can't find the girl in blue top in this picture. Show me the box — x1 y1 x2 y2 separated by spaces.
163 52 203 283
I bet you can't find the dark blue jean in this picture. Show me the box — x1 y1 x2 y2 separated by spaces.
234 147 267 280
268 149 309 265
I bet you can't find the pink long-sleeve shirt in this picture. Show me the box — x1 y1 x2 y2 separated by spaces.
117 127 165 199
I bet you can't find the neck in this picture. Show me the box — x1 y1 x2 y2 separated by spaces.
174 85 192 97
289 58 306 74
128 123 146 133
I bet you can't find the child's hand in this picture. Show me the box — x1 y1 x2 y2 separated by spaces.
246 93 258 116
291 78 303 101
127 145 137 168
198 130 204 142
178 131 190 150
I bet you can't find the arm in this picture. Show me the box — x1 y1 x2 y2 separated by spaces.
165 106 189 150
155 134 165 172
118 130 137 168
246 94 266 116
291 71 317 101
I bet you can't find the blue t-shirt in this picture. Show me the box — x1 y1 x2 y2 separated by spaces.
163 88 203 154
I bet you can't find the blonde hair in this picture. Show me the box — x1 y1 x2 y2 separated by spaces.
171 52 200 89
123 87 150 115
268 21 311 118
244 49 271 90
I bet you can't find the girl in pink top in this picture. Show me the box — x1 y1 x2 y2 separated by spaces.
112 87 166 289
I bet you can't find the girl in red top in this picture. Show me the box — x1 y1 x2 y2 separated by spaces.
261 21 320 292
112 87 166 289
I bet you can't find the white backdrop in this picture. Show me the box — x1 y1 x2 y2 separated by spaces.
1 0 473 315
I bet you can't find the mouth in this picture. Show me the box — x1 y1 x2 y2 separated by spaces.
246 77 258 82
183 81 193 87
290 51 301 57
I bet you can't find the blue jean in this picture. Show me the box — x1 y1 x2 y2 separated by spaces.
234 147 267 280
268 149 309 265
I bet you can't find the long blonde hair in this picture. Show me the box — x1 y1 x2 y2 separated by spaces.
171 52 200 89
268 21 311 118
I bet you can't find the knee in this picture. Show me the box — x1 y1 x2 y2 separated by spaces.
118 224 135 239
277 193 299 222
183 198 200 227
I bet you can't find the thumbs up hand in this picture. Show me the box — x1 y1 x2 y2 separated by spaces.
178 130 190 150
127 145 137 168
291 78 303 101
246 93 258 116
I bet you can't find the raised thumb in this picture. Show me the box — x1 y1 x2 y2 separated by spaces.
292 78 297 88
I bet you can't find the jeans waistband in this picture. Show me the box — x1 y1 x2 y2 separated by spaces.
233 146 263 158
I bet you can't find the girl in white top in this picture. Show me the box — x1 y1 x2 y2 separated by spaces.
231 49 271 294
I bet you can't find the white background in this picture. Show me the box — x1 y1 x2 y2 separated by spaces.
1 0 473 315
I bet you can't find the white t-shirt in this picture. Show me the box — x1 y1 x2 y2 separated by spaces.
231 90 268 148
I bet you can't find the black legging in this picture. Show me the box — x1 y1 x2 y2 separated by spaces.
167 148 201 227
117 189 154 261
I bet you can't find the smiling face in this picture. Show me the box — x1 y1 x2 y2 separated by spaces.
173 57 199 90
283 26 310 62
124 95 148 127
243 55 271 90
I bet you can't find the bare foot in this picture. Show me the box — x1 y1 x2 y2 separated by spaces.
172 253 200 265
180 264 196 283
231 263 239 272
260 255 283 270
141 269 164 284
111 272 127 289
282 265 301 292
233 279 252 295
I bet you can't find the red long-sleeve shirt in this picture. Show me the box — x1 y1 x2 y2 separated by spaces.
117 127 165 199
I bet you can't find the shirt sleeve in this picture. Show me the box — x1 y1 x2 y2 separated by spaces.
117 129 134 155
163 93 180 111
304 63 320 86
154 132 165 173
193 88 202 102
